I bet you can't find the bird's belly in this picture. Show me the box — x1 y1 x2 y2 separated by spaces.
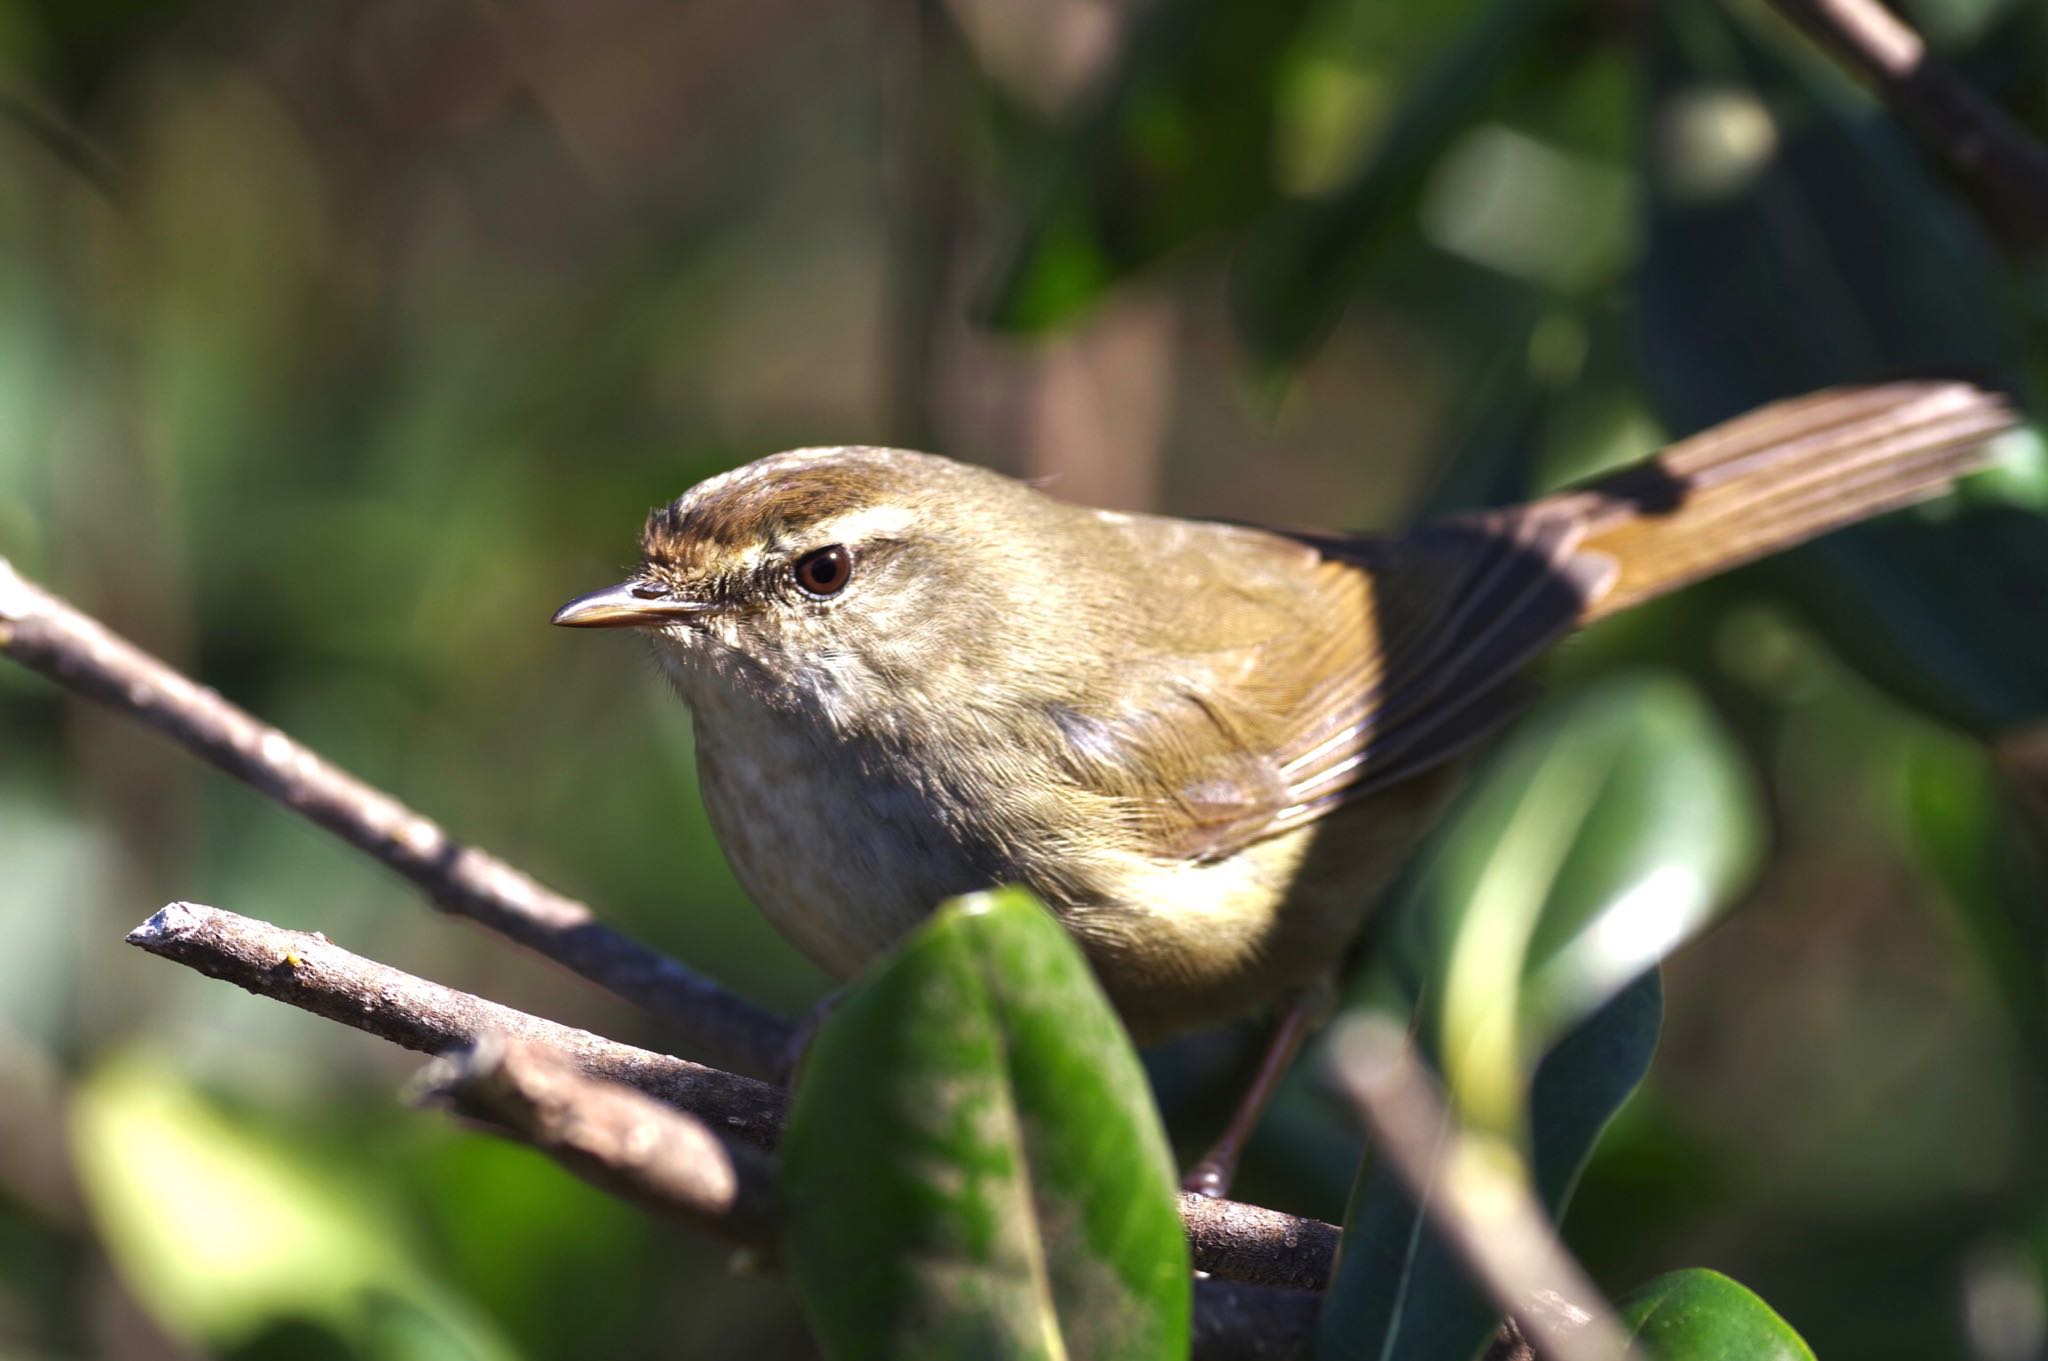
693 715 1462 1040
693 717 989 979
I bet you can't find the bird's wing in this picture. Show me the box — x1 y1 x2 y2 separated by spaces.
1049 381 2009 864
1049 511 1609 864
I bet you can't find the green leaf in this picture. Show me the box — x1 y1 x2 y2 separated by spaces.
1318 673 1756 1361
780 888 1190 1361
980 0 1315 331
1620 1268 1816 1360
1637 0 2048 732
1315 972 1661 1361
1399 673 1760 1131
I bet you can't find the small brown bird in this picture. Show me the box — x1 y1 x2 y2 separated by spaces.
556 382 2009 1191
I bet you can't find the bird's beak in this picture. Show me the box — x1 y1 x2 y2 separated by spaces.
551 581 714 629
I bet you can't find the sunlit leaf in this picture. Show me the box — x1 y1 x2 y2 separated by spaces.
1620 1268 1816 1359
1319 674 1752 1360
780 888 1190 1361
1397 672 1760 1131
1315 972 1660 1361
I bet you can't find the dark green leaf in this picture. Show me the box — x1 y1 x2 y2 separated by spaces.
1619 1268 1816 1360
1638 0 2048 731
780 888 1190 1361
1639 0 2025 429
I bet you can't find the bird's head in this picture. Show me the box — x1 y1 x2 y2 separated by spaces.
553 446 1067 725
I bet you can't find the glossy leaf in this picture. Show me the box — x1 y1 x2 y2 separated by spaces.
1398 673 1760 1130
981 0 1314 330
1315 972 1661 1361
1638 0 2048 731
1319 674 1754 1360
780 888 1190 1361
1620 1268 1816 1360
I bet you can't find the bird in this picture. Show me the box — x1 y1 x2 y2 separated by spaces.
554 381 2010 1192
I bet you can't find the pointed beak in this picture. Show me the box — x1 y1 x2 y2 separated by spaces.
551 580 714 629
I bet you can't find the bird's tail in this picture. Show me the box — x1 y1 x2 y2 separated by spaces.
1539 382 2014 625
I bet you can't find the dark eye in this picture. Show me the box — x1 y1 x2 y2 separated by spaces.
793 544 852 598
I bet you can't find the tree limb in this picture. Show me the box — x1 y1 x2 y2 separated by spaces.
414 1034 1319 1358
126 902 789 1147
418 1034 780 1243
1175 1192 1338 1292
0 556 789 1078
1768 0 2048 244
126 900 1343 1292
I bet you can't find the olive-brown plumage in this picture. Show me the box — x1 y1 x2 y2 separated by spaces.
555 382 2009 1042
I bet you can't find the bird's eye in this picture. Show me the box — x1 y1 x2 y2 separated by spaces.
793 544 852 598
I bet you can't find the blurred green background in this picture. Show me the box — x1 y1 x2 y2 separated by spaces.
3 0 2047 1356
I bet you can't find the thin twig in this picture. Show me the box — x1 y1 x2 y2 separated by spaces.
0 557 789 1077
417 1034 779 1243
1768 0 2048 243
126 902 789 1147
125 900 1342 1290
1325 1016 1631 1361
411 1037 1315 1357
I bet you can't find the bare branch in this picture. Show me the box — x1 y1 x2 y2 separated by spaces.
0 557 789 1077
1175 1192 1338 1292
127 900 1341 1291
1326 1016 1632 1361
419 1034 779 1244
1768 0 2048 243
126 902 788 1147
417 1037 1317 1357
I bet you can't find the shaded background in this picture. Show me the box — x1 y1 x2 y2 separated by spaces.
3 0 2047 1356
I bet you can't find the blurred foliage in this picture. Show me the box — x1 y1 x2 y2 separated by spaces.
4 0 2048 1357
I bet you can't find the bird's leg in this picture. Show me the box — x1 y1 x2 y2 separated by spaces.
1181 979 1337 1198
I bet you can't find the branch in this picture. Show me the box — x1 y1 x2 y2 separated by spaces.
0 557 789 1077
127 902 788 1148
7 547 1340 1312
1175 1192 1338 1292
415 1034 1318 1358
1768 0 2048 242
126 901 1342 1292
419 1034 779 1242
1326 1017 1630 1361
